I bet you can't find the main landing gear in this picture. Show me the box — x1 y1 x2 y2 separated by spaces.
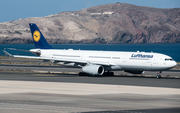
78 71 114 76
156 71 162 79
79 72 89 76
103 71 114 76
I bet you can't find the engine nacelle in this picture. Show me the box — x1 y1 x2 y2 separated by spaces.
124 70 144 74
82 65 104 75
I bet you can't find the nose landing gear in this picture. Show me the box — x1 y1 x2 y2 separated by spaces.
156 71 162 79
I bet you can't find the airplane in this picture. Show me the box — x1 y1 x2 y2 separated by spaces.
3 23 177 79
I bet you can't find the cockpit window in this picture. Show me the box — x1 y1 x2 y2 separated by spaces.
165 58 173 61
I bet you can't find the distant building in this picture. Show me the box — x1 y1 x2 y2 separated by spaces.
90 12 114 15
90 13 102 15
103 12 114 15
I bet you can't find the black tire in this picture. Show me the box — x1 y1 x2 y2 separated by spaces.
103 72 108 76
156 75 161 79
110 72 114 76
79 72 84 76
79 72 90 76
103 72 114 76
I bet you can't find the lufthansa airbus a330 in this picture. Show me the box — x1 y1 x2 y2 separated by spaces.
3 23 177 78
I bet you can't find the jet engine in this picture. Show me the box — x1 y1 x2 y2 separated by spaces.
82 65 104 75
124 70 144 74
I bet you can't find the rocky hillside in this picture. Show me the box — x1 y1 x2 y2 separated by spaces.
0 3 180 44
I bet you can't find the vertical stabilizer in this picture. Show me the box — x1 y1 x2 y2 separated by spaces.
29 23 54 49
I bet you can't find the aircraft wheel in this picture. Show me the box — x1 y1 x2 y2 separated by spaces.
110 72 114 76
156 71 162 79
79 72 83 76
103 72 108 76
79 72 89 76
103 72 114 76
156 75 161 79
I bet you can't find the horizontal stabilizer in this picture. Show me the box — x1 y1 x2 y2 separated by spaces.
3 50 13 56
7 48 32 53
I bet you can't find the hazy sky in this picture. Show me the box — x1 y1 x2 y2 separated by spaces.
0 0 179 23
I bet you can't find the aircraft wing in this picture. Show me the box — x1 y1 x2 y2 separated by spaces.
3 50 113 66
13 55 112 66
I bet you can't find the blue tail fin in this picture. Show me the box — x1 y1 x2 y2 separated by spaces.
29 23 54 49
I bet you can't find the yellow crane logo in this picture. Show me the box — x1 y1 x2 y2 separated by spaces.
33 30 41 42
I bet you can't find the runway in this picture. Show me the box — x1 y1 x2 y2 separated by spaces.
0 72 180 113
0 60 180 113
0 63 180 78
0 72 180 88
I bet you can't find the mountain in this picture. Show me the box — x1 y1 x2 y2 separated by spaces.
0 3 180 44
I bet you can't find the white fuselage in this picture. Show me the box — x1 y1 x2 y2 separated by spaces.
31 49 177 71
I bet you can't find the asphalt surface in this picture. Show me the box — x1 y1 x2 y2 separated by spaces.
0 92 179 113
0 64 180 78
0 72 180 88
0 64 180 113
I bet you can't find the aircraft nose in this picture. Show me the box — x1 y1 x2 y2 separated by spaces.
170 61 177 68
166 61 177 69
173 61 177 67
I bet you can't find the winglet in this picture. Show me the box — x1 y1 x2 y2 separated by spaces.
3 50 13 57
29 23 54 49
